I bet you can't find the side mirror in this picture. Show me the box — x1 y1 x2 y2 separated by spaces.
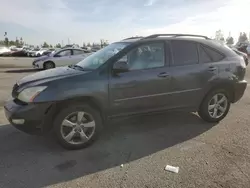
113 61 129 73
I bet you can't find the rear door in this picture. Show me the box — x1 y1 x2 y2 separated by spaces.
168 40 222 109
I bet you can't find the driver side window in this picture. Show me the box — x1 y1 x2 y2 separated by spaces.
119 43 165 71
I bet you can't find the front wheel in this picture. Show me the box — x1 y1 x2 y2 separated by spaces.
43 61 55 70
53 104 103 150
198 89 231 122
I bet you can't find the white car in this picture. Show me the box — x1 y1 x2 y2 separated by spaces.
0 46 11 55
35 48 48 57
32 48 92 69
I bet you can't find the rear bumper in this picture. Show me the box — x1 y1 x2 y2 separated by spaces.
4 99 55 135
232 80 247 103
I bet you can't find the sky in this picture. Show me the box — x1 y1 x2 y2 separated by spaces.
0 0 250 45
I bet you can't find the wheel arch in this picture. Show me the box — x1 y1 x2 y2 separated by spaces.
54 96 106 123
200 82 235 109
43 61 55 69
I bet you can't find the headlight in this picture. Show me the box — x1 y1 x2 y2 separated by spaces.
17 86 47 102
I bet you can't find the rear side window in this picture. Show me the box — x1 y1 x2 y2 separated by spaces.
202 45 224 62
171 40 198 66
199 45 212 63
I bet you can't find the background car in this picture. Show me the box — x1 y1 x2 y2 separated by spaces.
42 48 55 56
232 48 249 66
0 46 11 56
27 48 40 57
10 49 28 57
35 48 48 57
32 48 92 69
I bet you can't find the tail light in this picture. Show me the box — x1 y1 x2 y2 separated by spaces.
237 57 246 80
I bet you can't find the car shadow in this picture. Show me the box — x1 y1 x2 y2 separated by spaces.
4 69 41 73
0 111 216 188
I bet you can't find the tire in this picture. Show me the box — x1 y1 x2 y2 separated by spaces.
53 103 103 150
198 89 231 123
43 61 55 70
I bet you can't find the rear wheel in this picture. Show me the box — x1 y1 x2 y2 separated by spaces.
53 104 103 150
198 89 231 122
43 61 55 70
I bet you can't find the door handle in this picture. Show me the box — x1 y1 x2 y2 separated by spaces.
208 66 217 71
158 72 170 78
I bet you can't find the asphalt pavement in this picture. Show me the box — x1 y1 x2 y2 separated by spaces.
0 58 250 188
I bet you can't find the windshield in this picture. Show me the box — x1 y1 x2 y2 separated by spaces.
77 42 130 69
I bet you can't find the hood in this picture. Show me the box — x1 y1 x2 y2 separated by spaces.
34 55 50 62
17 66 84 86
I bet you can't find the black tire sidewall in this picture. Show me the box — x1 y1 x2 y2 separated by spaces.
53 104 103 150
199 89 231 122
44 61 55 69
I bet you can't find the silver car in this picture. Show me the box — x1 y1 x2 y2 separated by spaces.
32 48 92 69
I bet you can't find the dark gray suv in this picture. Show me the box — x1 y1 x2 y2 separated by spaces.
4 34 247 149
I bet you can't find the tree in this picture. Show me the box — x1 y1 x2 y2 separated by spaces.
82 42 86 47
87 42 91 47
15 37 20 46
226 36 234 45
9 40 16 46
101 39 109 47
55 43 61 48
49 44 53 48
238 32 248 43
4 37 9 46
42 42 49 48
214 30 225 44
20 37 24 45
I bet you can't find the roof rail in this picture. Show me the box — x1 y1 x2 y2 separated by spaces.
143 34 210 40
122 36 143 40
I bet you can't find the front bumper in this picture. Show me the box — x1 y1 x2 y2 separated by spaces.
232 80 247 103
33 64 40 69
4 99 55 135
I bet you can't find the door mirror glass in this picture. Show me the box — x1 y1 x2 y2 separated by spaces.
113 61 129 73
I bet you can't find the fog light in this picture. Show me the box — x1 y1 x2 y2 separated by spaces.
12 119 25 124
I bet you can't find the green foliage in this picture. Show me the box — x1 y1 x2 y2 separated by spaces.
55 43 61 48
226 37 234 45
238 32 248 43
42 42 49 48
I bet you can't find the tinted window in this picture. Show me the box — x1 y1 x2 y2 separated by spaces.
118 43 165 71
199 45 212 63
172 41 198 66
202 45 224 62
73 50 84 55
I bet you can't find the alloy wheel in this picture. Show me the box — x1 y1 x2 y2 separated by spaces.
208 93 228 119
60 111 96 145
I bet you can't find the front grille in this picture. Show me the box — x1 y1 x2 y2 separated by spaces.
12 83 19 98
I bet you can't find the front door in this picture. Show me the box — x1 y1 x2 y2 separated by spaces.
54 49 73 66
71 49 87 65
109 42 172 117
